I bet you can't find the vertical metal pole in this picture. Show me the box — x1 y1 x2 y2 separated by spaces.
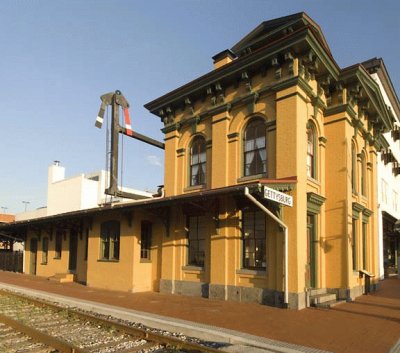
244 187 289 307
107 93 119 196
284 227 288 306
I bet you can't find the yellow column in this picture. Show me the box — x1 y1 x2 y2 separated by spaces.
211 111 231 189
275 86 309 301
324 113 353 289
163 130 179 196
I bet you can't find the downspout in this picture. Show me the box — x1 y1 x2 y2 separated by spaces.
244 186 289 308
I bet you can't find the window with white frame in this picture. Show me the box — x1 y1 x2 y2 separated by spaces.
243 119 267 177
190 136 206 186
306 122 317 179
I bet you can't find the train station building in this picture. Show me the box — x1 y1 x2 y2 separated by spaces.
1 12 398 309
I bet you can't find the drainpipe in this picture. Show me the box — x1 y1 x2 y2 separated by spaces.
244 186 289 308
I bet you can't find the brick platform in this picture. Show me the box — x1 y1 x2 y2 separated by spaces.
0 271 399 353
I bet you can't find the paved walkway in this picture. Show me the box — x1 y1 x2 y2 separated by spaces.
0 271 399 353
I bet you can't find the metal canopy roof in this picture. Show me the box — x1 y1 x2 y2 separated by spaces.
0 177 297 240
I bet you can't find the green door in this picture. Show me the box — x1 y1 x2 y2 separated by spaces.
29 238 37 275
307 214 317 288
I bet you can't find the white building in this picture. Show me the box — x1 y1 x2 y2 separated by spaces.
16 161 154 221
364 58 400 278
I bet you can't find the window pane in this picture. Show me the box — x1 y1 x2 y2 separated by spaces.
190 137 206 186
187 216 206 267
55 232 62 258
307 125 315 178
242 210 266 270
141 222 152 260
100 221 120 260
243 119 267 176
42 238 48 264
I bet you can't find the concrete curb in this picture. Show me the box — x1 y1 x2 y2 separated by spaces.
0 282 331 353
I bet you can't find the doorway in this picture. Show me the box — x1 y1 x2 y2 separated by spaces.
307 214 317 288
29 238 38 275
68 230 78 272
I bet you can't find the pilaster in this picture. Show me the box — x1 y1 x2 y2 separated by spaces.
163 130 180 196
275 85 309 294
211 111 231 188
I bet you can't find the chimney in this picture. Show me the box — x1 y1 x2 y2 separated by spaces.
48 160 65 184
212 49 237 70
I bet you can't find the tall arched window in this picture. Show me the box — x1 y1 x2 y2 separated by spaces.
243 119 266 177
190 136 206 186
352 142 357 194
306 123 316 179
361 152 367 196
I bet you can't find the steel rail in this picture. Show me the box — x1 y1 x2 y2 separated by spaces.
0 312 85 353
0 290 227 353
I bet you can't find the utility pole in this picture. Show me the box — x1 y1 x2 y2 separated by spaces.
22 201 30 212
1 207 7 213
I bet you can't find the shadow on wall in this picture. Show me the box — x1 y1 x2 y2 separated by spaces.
323 199 348 253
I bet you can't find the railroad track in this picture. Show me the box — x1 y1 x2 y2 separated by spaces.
0 290 226 353
0 320 56 352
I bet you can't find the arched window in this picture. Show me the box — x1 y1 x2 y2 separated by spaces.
306 123 316 179
243 119 266 177
190 136 206 186
361 152 367 196
352 142 357 194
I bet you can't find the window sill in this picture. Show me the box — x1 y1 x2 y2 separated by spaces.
40 262 48 265
360 194 368 201
140 258 152 263
307 177 320 185
182 265 204 273
97 259 119 263
237 174 266 183
236 269 267 278
53 257 61 260
184 185 206 192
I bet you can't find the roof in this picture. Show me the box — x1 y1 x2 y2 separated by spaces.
0 177 297 236
144 12 339 119
340 63 394 132
0 214 15 223
230 12 332 58
362 58 400 120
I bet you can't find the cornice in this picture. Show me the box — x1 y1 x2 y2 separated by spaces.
145 27 339 120
352 202 365 213
161 76 305 132
307 192 326 215
352 202 364 220
324 103 357 119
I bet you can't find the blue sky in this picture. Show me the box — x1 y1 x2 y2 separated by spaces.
0 0 399 214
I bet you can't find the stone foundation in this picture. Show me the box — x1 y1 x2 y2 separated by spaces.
160 279 306 309
328 280 380 302
160 279 208 298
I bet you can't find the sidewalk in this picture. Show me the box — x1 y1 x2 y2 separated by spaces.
0 271 399 353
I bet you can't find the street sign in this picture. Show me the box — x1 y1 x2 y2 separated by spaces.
263 186 293 207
